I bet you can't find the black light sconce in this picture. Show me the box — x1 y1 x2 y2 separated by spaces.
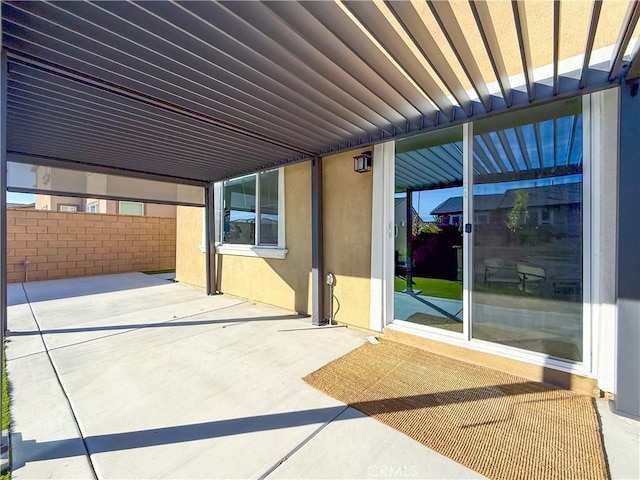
353 151 372 173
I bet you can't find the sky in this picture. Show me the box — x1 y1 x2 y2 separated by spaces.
6 192 35 204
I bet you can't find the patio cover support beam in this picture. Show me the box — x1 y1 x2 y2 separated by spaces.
205 182 217 296
580 1 603 89
469 0 512 107
0 46 7 460
512 0 535 102
311 156 324 326
609 0 640 81
428 1 492 112
553 0 561 96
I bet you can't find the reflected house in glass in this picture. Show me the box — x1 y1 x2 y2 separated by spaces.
394 197 425 271
431 183 582 235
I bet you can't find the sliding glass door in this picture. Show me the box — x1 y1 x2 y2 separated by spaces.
390 98 586 364
393 127 464 334
471 100 584 362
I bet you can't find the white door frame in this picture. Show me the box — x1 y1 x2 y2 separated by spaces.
369 140 395 332
371 97 603 378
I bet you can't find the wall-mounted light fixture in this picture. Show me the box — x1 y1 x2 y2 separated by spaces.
353 151 372 173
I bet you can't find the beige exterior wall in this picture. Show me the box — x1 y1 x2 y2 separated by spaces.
217 162 312 314
145 203 177 218
175 206 207 289
35 195 82 212
6 209 176 283
174 154 375 326
322 149 373 330
175 163 313 313
38 195 177 217
86 198 176 217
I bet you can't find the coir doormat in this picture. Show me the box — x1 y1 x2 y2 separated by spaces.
303 340 608 480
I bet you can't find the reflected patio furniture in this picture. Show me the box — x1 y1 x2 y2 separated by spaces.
552 276 582 301
517 264 546 295
483 258 520 287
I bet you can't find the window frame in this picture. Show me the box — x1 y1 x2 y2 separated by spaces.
215 168 287 259
118 201 144 216
58 204 79 212
539 207 554 225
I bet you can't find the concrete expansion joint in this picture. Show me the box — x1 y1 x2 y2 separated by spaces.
257 405 350 480
20 284 99 480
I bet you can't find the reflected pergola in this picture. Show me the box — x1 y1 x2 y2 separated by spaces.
395 112 582 193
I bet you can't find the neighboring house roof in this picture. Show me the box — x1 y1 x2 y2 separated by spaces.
7 203 35 209
430 197 462 216
499 183 581 209
430 194 504 216
395 198 423 223
430 183 581 215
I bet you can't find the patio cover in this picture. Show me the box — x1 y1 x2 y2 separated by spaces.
2 0 639 185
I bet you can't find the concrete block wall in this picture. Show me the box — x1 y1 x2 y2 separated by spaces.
6 209 176 283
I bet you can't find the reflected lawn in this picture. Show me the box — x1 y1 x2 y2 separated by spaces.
394 276 462 301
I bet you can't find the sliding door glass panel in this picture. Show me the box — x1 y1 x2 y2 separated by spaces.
394 126 464 333
472 99 583 362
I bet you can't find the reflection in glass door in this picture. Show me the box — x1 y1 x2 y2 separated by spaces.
471 101 584 362
393 127 464 333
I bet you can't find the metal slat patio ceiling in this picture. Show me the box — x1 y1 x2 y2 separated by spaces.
2 0 639 184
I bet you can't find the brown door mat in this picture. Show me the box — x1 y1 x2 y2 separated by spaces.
304 340 608 480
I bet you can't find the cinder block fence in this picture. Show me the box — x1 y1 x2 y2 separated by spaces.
6 209 176 283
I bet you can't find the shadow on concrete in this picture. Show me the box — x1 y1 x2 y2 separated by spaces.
11 381 542 468
7 273 173 306
406 292 462 322
7 314 306 337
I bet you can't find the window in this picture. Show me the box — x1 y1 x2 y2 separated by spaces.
87 203 98 213
476 213 489 224
539 208 553 225
217 168 286 259
119 201 144 216
59 204 78 212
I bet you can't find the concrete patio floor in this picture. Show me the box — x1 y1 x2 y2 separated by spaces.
5 273 639 479
6 273 482 479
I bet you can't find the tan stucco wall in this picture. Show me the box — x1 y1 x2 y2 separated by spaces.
322 149 373 330
174 155 374 325
174 206 207 289
216 162 312 314
174 163 313 314
35 195 81 211
145 203 177 218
